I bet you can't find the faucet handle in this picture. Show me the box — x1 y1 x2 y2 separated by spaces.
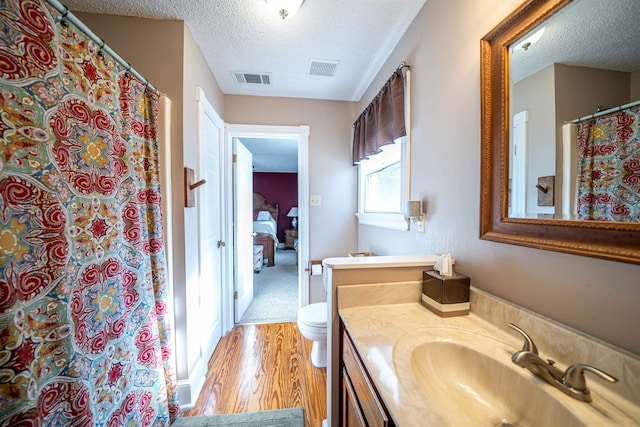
507 323 538 355
563 364 618 392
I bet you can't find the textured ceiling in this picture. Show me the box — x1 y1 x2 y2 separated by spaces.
62 0 428 102
510 0 640 83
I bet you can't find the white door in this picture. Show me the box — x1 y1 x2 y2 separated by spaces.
234 140 254 322
198 89 223 358
511 110 528 217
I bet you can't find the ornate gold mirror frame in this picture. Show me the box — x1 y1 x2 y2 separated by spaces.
480 0 640 264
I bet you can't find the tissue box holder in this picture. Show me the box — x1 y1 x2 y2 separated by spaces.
422 270 470 317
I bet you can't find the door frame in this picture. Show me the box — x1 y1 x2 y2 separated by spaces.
222 124 310 333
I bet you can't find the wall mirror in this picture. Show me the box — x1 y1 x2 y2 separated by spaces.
480 0 640 264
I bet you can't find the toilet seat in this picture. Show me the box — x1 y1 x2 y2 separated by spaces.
298 302 327 328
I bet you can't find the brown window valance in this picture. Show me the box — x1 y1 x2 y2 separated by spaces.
352 69 406 165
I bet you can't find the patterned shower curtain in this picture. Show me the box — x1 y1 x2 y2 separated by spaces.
0 1 180 425
576 105 640 222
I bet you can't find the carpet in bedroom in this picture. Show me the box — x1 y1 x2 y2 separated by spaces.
240 249 298 324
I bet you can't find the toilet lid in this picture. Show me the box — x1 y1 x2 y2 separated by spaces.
299 302 327 327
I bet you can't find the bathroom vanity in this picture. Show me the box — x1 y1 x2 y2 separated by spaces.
338 289 640 426
324 256 640 426
323 255 440 426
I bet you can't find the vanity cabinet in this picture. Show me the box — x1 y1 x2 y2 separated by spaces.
340 324 395 427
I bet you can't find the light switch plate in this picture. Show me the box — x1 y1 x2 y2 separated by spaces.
310 195 321 206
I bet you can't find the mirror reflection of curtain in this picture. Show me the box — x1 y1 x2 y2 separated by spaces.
576 106 640 222
0 1 179 424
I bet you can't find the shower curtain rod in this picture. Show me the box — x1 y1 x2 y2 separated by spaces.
45 0 159 94
570 99 640 123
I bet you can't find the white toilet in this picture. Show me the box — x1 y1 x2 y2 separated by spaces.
297 302 328 368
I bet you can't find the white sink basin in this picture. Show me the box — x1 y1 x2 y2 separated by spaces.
393 327 587 426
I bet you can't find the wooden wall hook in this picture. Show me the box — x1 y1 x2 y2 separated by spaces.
535 184 548 193
185 167 206 207
190 179 206 190
537 176 555 206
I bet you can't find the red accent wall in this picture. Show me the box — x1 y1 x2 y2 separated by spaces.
253 172 298 242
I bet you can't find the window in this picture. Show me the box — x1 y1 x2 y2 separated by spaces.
356 136 409 229
353 66 411 229
360 140 402 213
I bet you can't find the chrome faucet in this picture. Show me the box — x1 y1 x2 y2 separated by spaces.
507 323 618 402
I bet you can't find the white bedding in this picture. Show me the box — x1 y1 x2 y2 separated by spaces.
253 218 279 243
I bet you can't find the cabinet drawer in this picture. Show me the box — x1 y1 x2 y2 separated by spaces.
342 331 392 427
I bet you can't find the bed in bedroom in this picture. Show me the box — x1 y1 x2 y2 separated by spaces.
253 193 279 267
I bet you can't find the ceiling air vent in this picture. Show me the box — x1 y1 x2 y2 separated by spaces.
232 71 272 85
309 58 339 77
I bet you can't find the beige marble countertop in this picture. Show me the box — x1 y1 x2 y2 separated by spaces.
339 303 640 426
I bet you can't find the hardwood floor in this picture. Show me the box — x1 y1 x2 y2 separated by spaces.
185 322 327 427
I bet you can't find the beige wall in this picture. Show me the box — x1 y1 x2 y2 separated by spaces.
554 64 630 122
224 95 358 261
356 0 640 355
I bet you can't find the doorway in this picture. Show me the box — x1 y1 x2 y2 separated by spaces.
223 125 310 332
239 140 299 323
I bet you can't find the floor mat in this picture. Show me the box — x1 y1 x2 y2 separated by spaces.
172 407 304 426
